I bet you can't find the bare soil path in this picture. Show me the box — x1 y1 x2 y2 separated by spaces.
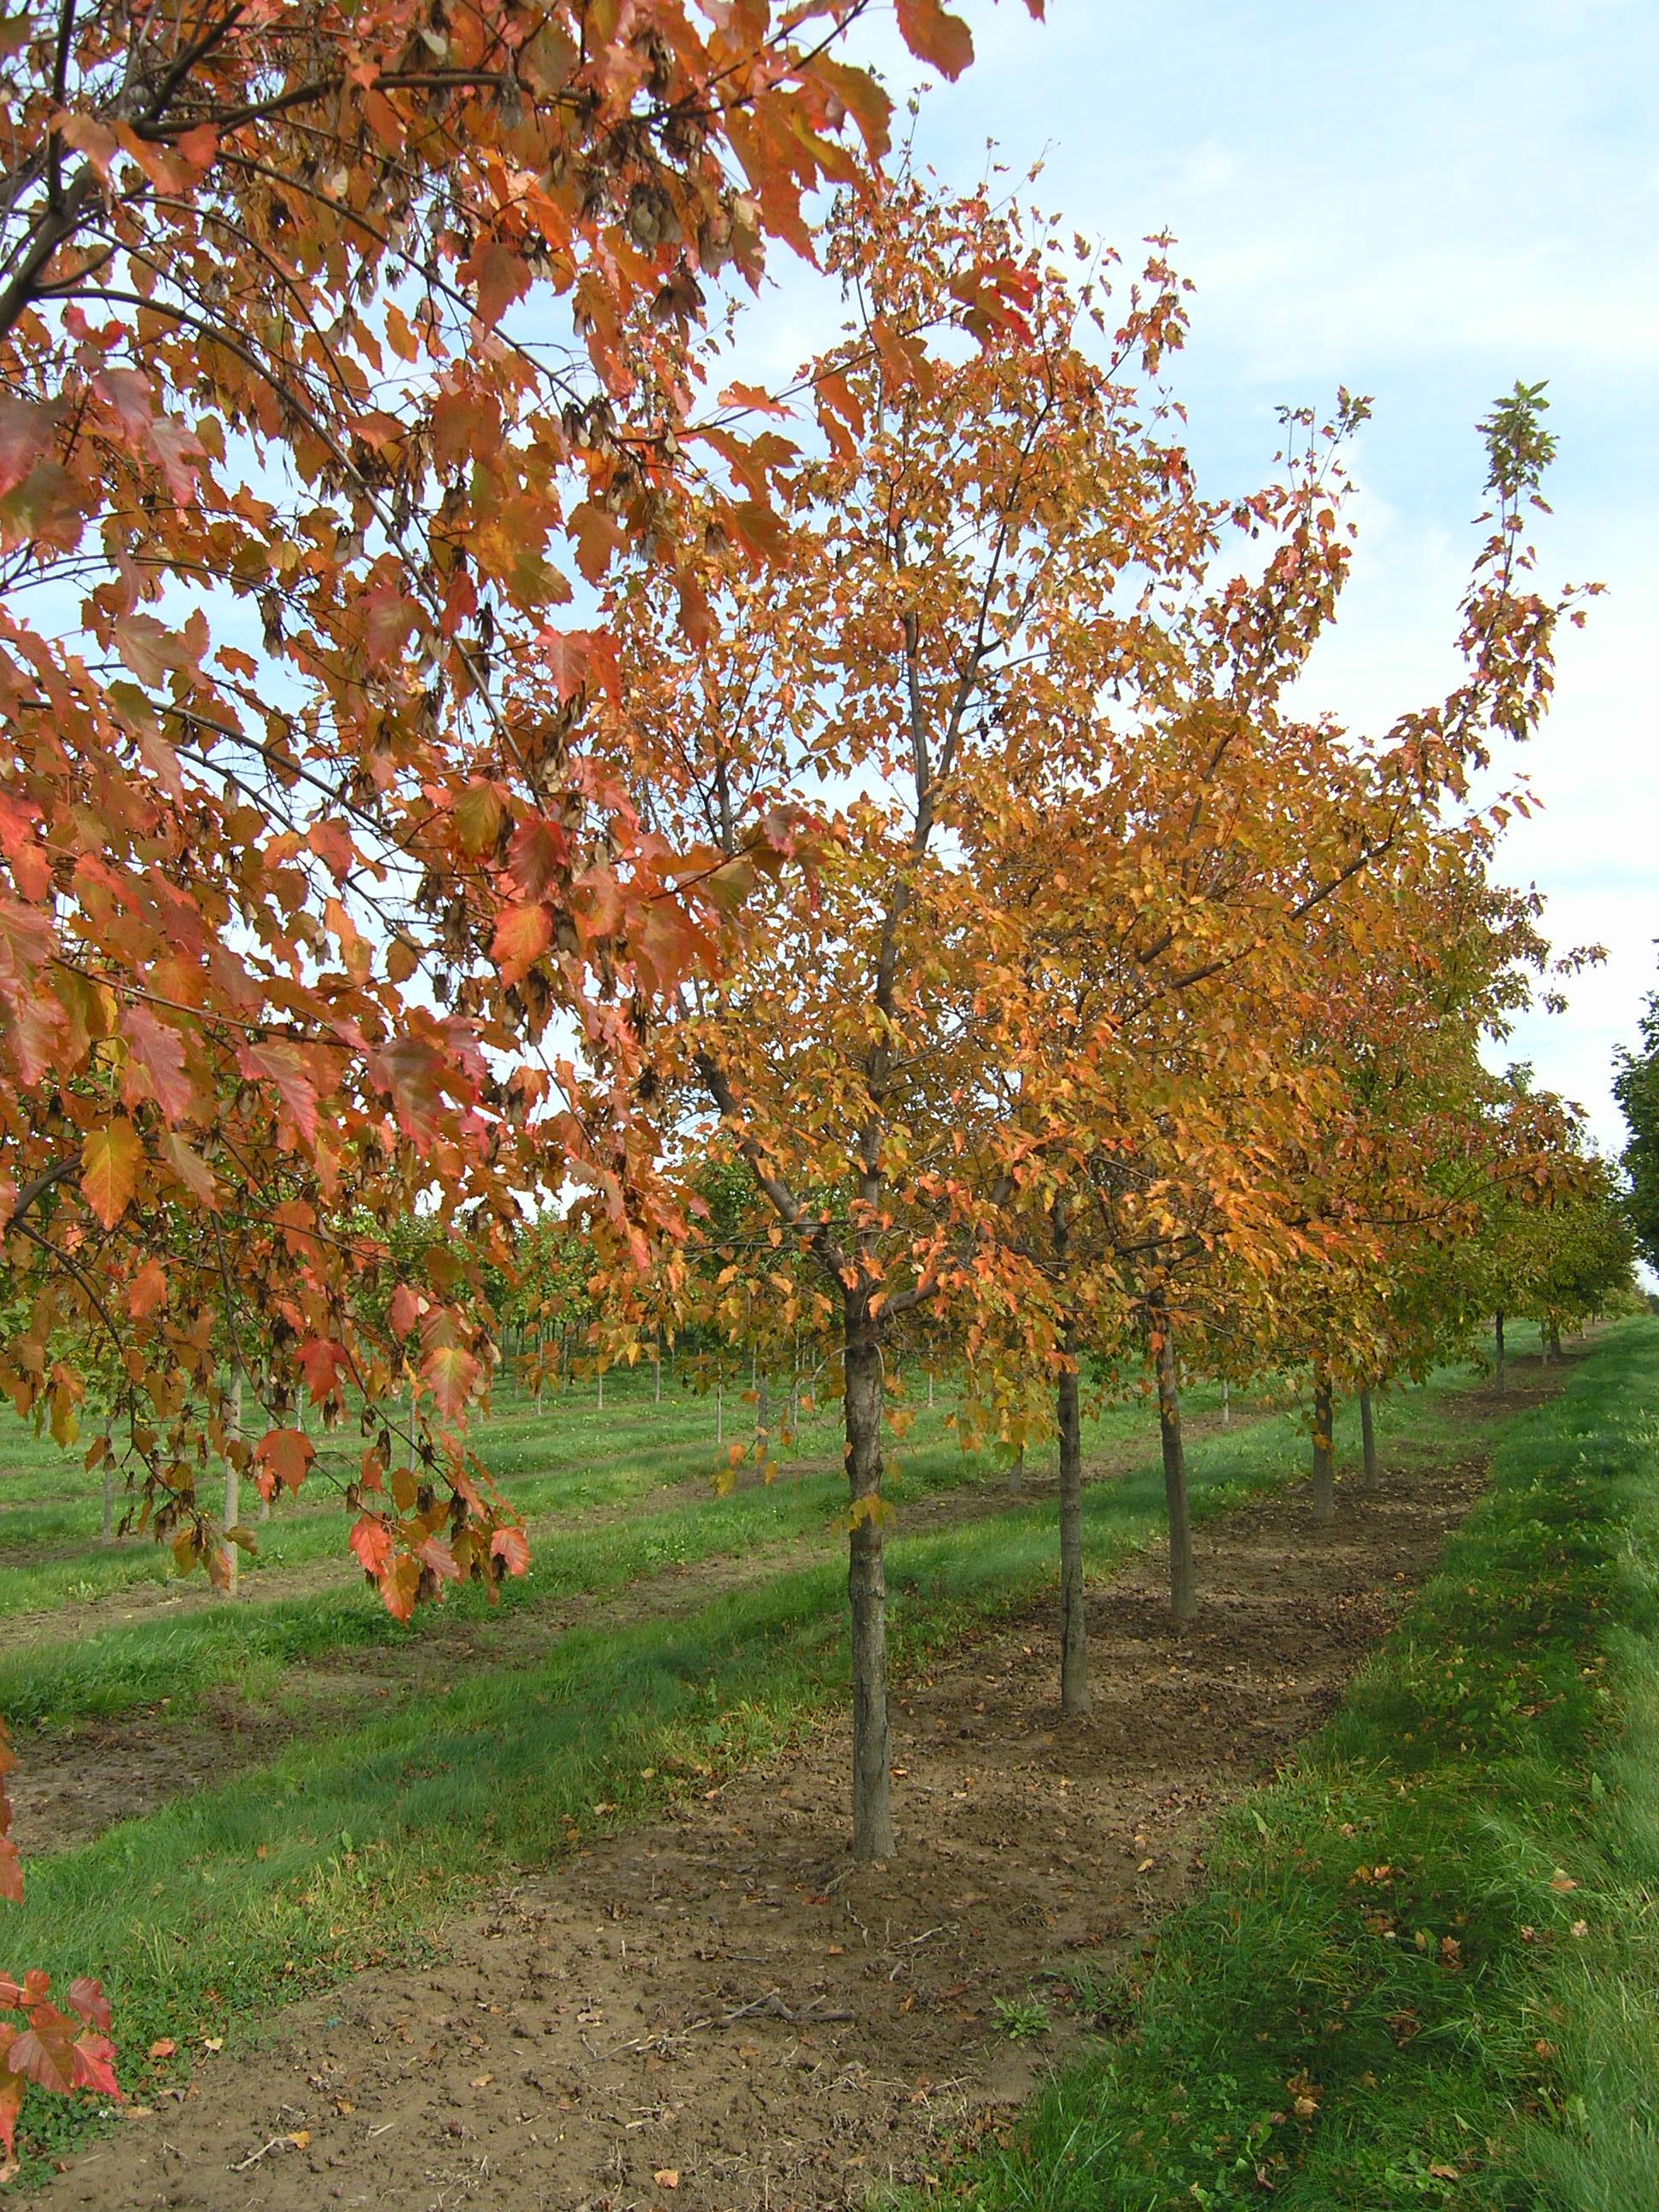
44 1405 1516 2212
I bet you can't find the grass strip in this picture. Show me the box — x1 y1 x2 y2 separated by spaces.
917 1315 1659 2212
4 1383 1357 2176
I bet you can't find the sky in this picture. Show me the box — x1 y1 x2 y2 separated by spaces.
748 0 1659 1160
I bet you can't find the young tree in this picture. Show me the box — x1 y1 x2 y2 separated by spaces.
0 0 1043 2140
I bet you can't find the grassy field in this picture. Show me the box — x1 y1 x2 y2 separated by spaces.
919 1315 1659 2211
0 1338 1535 2179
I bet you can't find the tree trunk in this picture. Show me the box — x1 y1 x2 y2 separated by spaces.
536 1330 544 1417
1155 1317 1196 1621
1311 1368 1336 1523
655 1347 662 1403
844 1318 894 1860
1057 1341 1089 1714
757 1368 771 1461
223 1371 242 1594
597 1365 603 1412
102 1458 115 1544
1494 1311 1506 1397
716 1377 723 1447
1007 1443 1024 1494
1359 1387 1379 1485
1546 1321 1562 1360
1220 1377 1231 1429
928 1367 934 1410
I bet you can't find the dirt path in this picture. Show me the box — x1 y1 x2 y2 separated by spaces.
6 1403 1268 1860
44 1417 1507 2212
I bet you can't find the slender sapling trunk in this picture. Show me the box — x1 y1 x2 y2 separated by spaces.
1155 1316 1196 1621
844 1313 894 1860
1057 1339 1089 1714
1311 1367 1336 1523
1359 1386 1379 1486
223 1371 242 1593
1494 1310 1506 1397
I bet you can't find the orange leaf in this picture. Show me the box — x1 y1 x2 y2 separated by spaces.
126 1258 169 1318
80 1119 141 1228
894 0 975 79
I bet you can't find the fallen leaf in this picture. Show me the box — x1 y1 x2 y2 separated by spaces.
470 2074 493 2089
288 2129 311 2149
201 2037 223 2053
148 2038 177 2060
653 2171 680 2190
1550 1870 1578 1893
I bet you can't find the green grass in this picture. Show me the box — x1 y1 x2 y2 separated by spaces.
0 1336 1544 2180
0 1357 1481 2175
911 1315 1659 2212
0 1364 1286 1730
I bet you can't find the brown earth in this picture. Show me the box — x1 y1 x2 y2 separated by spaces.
44 1406 1521 2212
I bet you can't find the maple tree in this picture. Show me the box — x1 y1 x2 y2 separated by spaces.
0 0 1043 2132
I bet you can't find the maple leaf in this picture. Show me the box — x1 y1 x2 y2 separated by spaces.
126 1259 170 1318
122 1004 194 1121
80 1120 142 1228
237 1039 320 1147
349 1513 395 1580
9 2004 79 2093
490 1526 532 1577
255 1428 315 1495
453 780 505 856
492 901 553 986
423 1344 480 1421
893 0 977 79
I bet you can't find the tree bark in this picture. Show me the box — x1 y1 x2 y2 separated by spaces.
1220 1377 1231 1429
1155 1317 1196 1621
223 1371 243 1594
1493 1310 1506 1396
1359 1387 1379 1486
844 1317 894 1860
1311 1368 1336 1523
715 1377 723 1447
655 1345 662 1403
1057 1338 1089 1714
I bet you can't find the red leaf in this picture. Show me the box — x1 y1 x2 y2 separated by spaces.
297 1337 342 1404
238 1039 319 1146
0 2065 21 2167
0 1838 21 1906
369 1034 444 1151
506 817 569 899
349 1513 394 1580
122 1004 194 1121
453 779 504 856
254 1428 314 1496
70 2031 119 2098
416 1533 462 1581
491 900 551 987
389 1283 424 1336
422 1343 480 1421
491 1526 531 1577
0 396 54 501
67 1979 111 2034
10 2005 77 2093
895 0 975 79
